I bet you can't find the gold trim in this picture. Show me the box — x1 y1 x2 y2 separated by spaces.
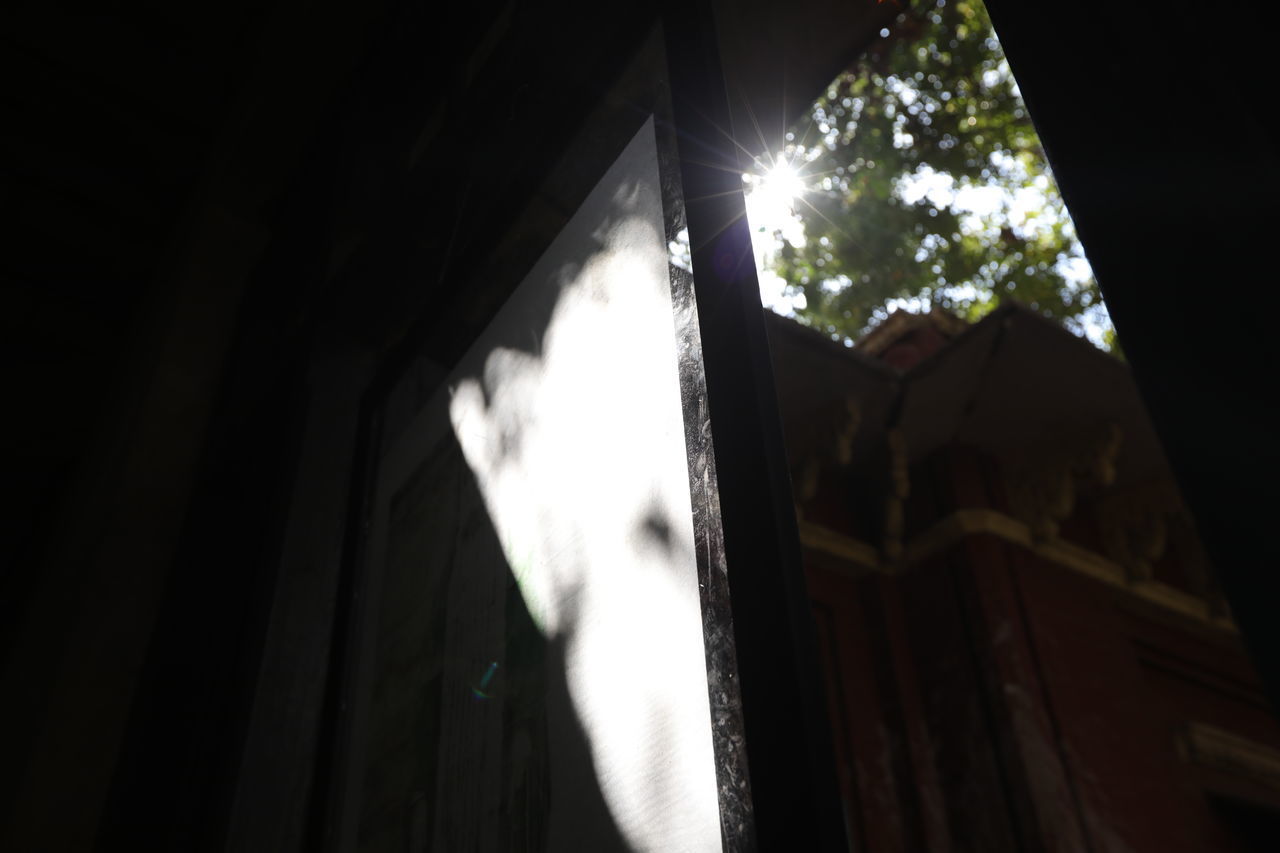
1130 580 1212 623
798 509 1234 632
1181 722 1280 790
903 508 1031 566
797 520 881 572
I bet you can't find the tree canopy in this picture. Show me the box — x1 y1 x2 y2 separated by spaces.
752 0 1114 350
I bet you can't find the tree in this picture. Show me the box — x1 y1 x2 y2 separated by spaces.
757 0 1114 350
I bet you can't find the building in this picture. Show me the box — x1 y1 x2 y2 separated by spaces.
3 1 1278 850
770 305 1280 849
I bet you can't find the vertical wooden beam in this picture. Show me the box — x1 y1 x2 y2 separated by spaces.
664 5 848 848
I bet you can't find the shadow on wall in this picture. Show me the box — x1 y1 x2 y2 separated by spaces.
355 430 627 852
354 118 721 851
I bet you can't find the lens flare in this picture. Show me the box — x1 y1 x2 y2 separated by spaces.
470 661 499 700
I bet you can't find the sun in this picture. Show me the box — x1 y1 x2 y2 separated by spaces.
745 159 805 235
743 156 810 313
743 156 807 254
